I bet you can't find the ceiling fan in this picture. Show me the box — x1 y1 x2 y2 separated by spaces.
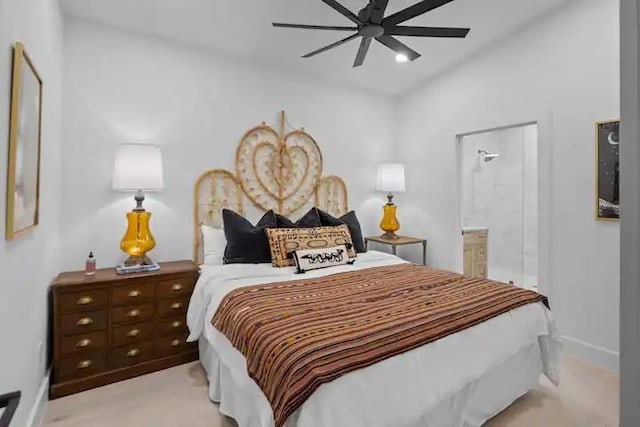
272 0 470 67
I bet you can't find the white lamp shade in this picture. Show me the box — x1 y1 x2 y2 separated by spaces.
112 144 164 191
376 163 405 193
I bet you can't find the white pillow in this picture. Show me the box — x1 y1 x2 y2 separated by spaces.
201 224 227 265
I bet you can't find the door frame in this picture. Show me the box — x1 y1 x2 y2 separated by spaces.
454 112 554 304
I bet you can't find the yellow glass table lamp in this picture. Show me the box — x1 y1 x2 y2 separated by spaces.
112 144 164 266
376 163 405 239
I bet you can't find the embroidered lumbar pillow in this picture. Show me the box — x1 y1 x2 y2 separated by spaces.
293 245 354 273
266 225 356 267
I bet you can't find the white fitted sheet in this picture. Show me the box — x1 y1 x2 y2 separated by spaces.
187 251 562 427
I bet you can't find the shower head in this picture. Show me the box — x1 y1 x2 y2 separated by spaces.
478 149 501 162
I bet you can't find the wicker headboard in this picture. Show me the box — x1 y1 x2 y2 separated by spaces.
193 112 349 263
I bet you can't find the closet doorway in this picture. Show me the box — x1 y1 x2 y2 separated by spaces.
458 123 539 289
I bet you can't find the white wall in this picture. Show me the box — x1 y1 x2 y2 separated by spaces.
0 0 64 425
396 0 620 372
60 18 395 271
461 125 538 287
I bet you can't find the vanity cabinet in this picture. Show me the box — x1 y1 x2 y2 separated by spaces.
463 229 488 278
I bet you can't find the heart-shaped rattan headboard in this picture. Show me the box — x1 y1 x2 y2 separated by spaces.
193 112 349 263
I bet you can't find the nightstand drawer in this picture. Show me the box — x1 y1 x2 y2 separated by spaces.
112 322 155 347
157 316 188 336
156 298 189 318
110 341 154 369
59 290 108 313
61 331 108 356
156 279 194 300
112 283 154 306
60 311 107 336
155 333 193 357
112 303 154 324
57 351 107 382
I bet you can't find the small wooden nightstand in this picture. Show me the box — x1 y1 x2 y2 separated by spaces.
365 235 427 265
50 260 199 399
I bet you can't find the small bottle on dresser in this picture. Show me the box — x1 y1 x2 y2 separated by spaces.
85 252 96 276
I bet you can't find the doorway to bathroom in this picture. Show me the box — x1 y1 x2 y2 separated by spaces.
458 123 539 289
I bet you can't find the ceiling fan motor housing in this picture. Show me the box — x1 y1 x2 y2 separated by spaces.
359 24 384 38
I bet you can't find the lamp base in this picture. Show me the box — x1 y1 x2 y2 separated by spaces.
380 231 400 239
123 254 155 267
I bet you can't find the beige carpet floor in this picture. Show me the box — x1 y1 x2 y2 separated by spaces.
43 355 618 427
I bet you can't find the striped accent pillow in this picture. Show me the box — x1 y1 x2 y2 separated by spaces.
266 225 356 267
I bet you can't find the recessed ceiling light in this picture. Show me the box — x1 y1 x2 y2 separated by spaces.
395 53 408 63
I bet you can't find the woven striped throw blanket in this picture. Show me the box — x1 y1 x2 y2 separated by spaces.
212 263 548 427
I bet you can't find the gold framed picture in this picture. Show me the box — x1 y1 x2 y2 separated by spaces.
6 42 43 240
595 120 620 221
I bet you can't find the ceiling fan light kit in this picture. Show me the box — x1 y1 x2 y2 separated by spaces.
272 0 471 68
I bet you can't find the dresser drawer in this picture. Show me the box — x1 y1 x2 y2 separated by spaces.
157 316 188 336
112 303 154 325
61 331 108 356
60 311 107 336
112 322 155 347
59 290 108 313
110 341 154 369
57 351 108 382
156 278 194 300
112 283 154 307
155 333 194 357
156 298 189 318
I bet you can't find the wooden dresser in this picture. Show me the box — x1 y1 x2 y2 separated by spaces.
463 229 488 279
50 260 199 398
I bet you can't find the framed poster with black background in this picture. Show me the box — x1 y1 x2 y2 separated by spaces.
596 120 620 221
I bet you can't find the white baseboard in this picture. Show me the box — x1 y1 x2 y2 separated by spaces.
562 335 619 374
26 370 50 427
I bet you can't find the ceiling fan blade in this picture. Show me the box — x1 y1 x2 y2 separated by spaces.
383 0 456 27
353 37 372 67
375 35 421 61
321 0 363 25
302 34 360 58
367 0 390 24
385 26 470 38
273 23 357 31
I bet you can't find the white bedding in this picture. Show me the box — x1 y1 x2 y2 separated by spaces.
187 251 562 427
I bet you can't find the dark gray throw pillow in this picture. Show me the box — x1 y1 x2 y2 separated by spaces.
222 209 278 264
274 208 322 228
317 209 366 253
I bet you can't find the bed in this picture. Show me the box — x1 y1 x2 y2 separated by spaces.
186 114 562 427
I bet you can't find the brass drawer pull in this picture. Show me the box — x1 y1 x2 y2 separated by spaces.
170 302 183 310
128 290 141 298
77 360 93 369
127 309 140 318
127 328 140 337
171 321 182 328
76 338 91 348
76 317 93 326
127 348 140 357
170 283 183 292
171 339 181 347
77 296 94 305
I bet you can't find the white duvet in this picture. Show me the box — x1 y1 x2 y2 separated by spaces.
187 251 562 427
